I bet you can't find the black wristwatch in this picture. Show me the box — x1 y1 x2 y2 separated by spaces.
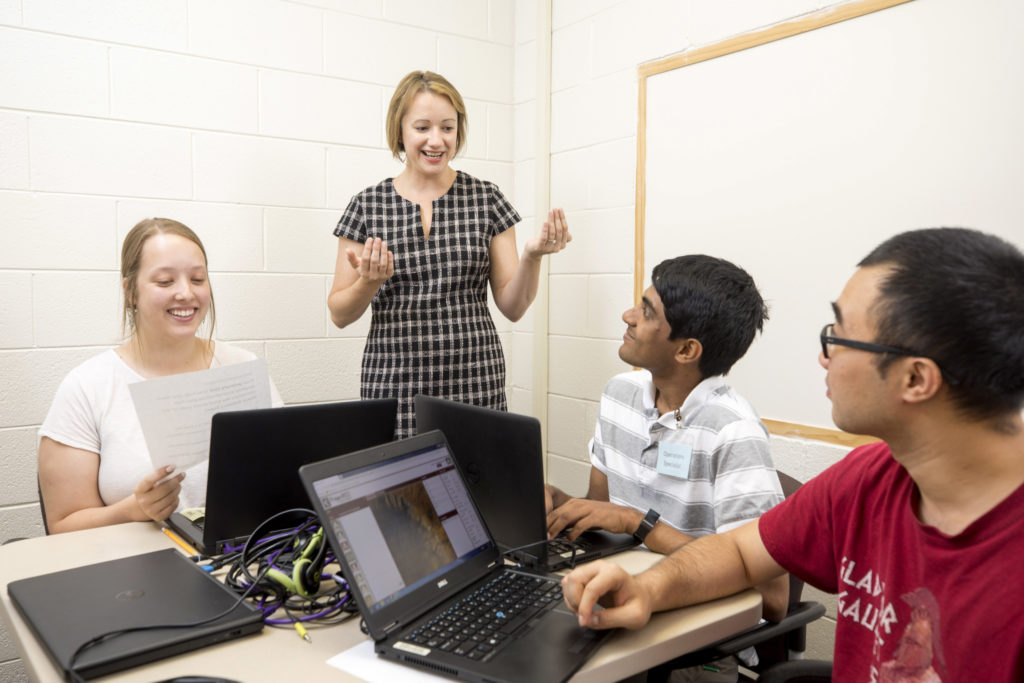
633 508 660 544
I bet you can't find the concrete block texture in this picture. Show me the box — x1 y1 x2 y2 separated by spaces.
507 330 534 392
264 338 363 404
512 161 535 221
513 101 535 162
486 103 514 162
324 13 437 86
488 0 516 46
21 0 187 50
111 47 258 133
461 99 488 162
29 117 192 199
545 453 590 497
264 207 339 275
0 0 21 24
547 394 594 461
514 0 536 46
295 0 380 16
549 206 634 276
551 19 589 93
0 112 29 190
590 0 689 78
214 273 325 341
32 272 122 348
384 0 490 42
586 274 633 339
437 35 514 104
0 503 46 545
0 348 108 427
548 275 587 337
551 0 621 30
548 335 625 401
0 274 32 349
513 41 535 106
326 146 405 210
0 428 39 506
0 657 29 683
187 0 322 73
0 27 109 117
550 71 635 153
1 192 116 270
259 70 380 145
507 387 532 417
193 132 325 208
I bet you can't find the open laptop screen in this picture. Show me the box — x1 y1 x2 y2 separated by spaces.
309 441 492 614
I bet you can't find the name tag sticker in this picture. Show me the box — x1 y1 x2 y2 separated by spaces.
657 442 692 479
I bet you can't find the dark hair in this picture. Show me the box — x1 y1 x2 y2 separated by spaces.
651 255 768 377
859 227 1024 419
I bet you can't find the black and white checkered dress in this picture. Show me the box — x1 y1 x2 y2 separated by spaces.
334 171 521 438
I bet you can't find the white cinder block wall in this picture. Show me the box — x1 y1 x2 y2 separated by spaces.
0 0 876 676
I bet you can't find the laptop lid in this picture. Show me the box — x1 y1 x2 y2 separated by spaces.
414 395 545 554
171 399 397 555
413 395 637 568
299 430 502 641
8 549 263 680
300 431 612 683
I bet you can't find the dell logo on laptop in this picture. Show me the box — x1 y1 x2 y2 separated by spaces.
437 578 448 589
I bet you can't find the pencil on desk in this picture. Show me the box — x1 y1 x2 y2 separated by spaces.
162 526 201 558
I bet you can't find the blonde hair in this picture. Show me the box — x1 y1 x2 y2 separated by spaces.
121 217 215 347
386 71 467 161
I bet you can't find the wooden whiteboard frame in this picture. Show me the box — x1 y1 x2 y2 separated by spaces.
632 0 912 447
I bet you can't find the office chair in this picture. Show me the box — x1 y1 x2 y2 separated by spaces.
38 478 49 535
1 479 48 545
646 472 827 683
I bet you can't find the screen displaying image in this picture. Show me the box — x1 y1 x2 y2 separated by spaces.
312 444 490 612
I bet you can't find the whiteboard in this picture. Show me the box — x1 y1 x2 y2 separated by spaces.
641 0 1024 430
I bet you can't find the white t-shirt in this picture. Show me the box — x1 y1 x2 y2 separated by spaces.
39 341 283 510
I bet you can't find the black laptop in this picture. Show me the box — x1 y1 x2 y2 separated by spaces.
414 395 638 570
299 430 612 683
168 399 396 555
8 549 263 680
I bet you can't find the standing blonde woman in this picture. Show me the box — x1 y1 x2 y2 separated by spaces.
38 218 281 534
329 70 570 438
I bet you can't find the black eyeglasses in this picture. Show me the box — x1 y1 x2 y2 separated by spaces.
819 323 915 360
819 323 960 385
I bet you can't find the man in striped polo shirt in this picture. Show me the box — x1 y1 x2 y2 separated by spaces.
546 255 789 681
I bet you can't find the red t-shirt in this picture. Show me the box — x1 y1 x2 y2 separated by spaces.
760 441 1024 682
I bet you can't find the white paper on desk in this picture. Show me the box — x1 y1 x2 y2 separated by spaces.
129 358 271 471
327 640 448 682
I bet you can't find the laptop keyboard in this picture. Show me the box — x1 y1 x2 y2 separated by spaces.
402 572 563 660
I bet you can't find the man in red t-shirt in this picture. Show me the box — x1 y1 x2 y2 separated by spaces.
561 228 1024 682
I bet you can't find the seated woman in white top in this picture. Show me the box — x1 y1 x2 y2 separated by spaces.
38 218 282 534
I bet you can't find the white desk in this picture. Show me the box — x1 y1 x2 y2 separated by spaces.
0 524 761 682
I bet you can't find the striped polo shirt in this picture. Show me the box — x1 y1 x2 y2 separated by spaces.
590 370 783 537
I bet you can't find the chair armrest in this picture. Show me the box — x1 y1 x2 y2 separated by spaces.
707 601 825 653
646 601 827 680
